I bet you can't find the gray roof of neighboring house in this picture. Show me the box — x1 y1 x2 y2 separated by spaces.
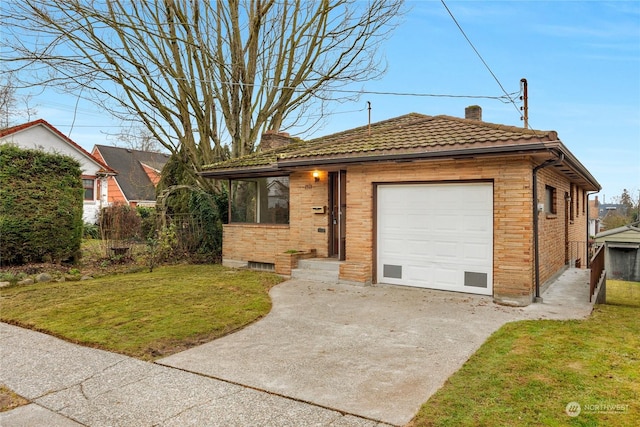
95 145 169 202
599 203 628 218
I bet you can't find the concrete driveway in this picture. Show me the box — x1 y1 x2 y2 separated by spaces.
158 272 593 426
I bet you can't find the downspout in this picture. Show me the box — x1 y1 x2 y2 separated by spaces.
532 153 565 303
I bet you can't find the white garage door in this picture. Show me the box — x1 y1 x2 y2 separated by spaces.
377 183 493 295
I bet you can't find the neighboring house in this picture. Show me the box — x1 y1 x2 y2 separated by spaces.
588 195 601 236
0 119 115 223
594 222 640 282
202 107 601 306
92 145 169 208
599 203 626 220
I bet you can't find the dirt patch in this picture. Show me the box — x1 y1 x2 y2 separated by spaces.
0 385 28 412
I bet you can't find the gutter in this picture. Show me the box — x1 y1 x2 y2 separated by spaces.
532 153 565 303
199 143 551 179
276 142 549 168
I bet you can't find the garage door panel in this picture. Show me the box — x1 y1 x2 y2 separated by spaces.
433 266 458 287
463 214 491 232
379 237 405 256
431 214 459 231
407 239 432 256
407 214 429 230
463 242 492 262
377 183 493 296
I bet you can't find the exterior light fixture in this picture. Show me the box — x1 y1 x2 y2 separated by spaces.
313 171 320 182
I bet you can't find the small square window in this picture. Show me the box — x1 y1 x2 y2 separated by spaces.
545 185 556 214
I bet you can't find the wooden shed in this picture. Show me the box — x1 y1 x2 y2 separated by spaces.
595 222 640 281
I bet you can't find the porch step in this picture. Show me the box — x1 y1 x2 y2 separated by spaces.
292 258 341 283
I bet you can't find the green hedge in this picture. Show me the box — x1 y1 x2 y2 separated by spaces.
0 145 84 265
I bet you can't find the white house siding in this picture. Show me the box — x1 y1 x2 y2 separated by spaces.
0 122 109 223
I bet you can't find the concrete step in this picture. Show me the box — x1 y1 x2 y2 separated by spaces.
292 258 342 283
297 258 342 272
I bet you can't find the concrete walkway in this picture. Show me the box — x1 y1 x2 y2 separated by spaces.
161 268 594 426
1 268 593 426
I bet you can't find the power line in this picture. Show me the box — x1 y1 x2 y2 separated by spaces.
440 0 522 115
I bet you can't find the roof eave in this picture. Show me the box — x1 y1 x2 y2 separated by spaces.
199 164 284 179
276 142 551 168
546 141 601 192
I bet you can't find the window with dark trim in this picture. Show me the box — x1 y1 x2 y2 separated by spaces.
230 176 289 224
82 179 95 201
545 185 557 215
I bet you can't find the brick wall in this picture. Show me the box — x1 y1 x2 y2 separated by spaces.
536 167 588 287
288 170 331 257
222 224 292 265
340 157 536 303
222 169 330 265
221 155 588 306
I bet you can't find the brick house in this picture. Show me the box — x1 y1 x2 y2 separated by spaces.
92 145 169 207
202 108 600 306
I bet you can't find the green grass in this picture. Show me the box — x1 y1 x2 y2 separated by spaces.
606 280 640 307
410 305 639 427
0 264 282 360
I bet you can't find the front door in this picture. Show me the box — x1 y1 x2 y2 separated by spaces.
329 171 346 260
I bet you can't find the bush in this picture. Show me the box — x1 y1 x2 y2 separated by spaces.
99 203 142 250
136 206 157 240
83 222 100 239
188 189 224 261
0 145 83 265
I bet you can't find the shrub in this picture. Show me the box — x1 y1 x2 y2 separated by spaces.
136 206 157 240
0 145 83 265
99 203 142 259
83 222 100 239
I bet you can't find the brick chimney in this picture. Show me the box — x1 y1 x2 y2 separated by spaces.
260 130 292 151
465 105 482 121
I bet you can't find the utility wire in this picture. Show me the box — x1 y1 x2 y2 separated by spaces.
440 0 522 115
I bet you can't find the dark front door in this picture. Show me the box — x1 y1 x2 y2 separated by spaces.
329 170 346 260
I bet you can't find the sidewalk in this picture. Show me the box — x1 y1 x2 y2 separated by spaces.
0 323 388 427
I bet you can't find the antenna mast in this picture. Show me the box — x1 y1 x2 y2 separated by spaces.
367 101 371 135
520 78 529 129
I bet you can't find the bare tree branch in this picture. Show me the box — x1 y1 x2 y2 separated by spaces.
1 0 404 188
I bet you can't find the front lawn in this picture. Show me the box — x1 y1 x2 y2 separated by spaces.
409 304 639 426
606 279 640 307
0 264 282 360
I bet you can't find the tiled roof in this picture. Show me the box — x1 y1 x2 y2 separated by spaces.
95 145 169 202
203 113 556 171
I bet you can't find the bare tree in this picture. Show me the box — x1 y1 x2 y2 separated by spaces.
113 125 162 153
0 74 37 129
1 0 403 188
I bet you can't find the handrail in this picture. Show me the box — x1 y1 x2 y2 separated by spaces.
589 245 605 302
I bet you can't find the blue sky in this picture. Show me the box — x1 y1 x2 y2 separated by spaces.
20 1 640 202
